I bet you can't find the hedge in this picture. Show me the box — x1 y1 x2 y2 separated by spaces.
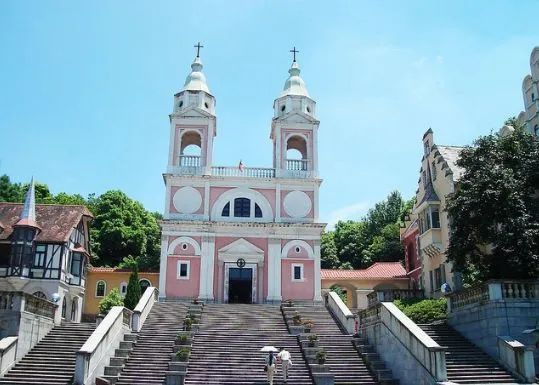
393 297 447 324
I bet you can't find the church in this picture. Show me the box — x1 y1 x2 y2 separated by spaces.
158 46 325 303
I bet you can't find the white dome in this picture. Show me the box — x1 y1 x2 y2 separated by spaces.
183 57 211 94
280 62 309 97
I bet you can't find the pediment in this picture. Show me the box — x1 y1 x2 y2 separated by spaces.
218 238 264 255
171 106 214 119
274 111 319 125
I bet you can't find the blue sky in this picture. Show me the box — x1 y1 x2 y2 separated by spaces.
1 1 538 228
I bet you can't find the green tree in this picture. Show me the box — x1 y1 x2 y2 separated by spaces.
90 190 161 268
446 127 539 284
361 222 403 263
334 220 370 268
124 267 142 310
98 288 124 315
0 175 22 202
321 231 340 268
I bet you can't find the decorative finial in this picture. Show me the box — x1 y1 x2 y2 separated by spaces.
194 42 204 58
290 46 299 63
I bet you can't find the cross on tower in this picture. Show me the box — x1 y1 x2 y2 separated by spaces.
194 42 204 58
290 46 299 62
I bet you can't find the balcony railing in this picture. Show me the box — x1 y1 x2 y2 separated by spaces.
419 228 442 257
212 166 275 178
286 159 309 171
179 155 201 167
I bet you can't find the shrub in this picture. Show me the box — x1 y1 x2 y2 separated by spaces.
98 288 124 315
292 311 302 325
124 267 142 310
393 298 447 324
176 347 190 361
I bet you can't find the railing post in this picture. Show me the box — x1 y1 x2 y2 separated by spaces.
488 282 503 300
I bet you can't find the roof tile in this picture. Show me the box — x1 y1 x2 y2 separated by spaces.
321 262 407 280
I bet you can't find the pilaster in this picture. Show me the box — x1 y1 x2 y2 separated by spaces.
158 236 168 298
267 238 282 302
313 240 322 302
199 235 215 300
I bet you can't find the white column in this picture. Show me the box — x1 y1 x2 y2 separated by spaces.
275 184 281 221
313 240 322 302
267 238 282 302
158 236 168 299
199 235 215 300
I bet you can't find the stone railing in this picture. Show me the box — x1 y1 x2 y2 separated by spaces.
131 286 158 332
326 291 356 334
0 291 56 320
0 337 17 376
359 302 447 382
179 155 201 167
366 289 424 308
74 306 133 385
497 336 536 383
212 166 275 178
286 159 309 171
447 280 539 312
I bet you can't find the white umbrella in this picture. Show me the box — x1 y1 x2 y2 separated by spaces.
260 346 278 352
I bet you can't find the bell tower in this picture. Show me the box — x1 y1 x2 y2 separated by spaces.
271 47 319 178
168 43 216 175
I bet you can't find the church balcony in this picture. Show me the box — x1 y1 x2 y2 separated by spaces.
286 159 309 171
179 155 201 167
212 166 275 178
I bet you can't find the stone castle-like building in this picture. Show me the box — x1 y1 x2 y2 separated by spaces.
158 49 324 303
518 46 539 136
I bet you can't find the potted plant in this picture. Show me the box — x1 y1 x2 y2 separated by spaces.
303 320 314 333
183 317 193 331
176 347 190 362
316 349 327 365
292 311 302 326
177 334 189 345
308 334 318 347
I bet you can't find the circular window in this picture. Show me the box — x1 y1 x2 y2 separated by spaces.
179 101 183 108
306 106 311 113
204 102 209 108
181 243 188 250
281 105 286 112
295 246 301 253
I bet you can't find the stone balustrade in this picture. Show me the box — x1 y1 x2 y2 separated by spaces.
447 280 539 312
132 286 158 332
0 291 56 320
0 337 17 376
359 302 447 383
74 306 133 385
366 289 424 308
497 336 536 383
326 291 356 334
212 166 276 178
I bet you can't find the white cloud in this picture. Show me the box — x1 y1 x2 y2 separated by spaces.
325 201 370 230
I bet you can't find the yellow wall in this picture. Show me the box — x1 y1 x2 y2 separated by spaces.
83 269 159 316
322 278 409 309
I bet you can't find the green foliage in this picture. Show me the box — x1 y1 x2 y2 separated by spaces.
322 191 410 269
176 347 190 361
0 175 23 202
393 298 447 324
330 285 348 303
446 127 539 284
124 267 142 310
98 288 124 315
90 190 161 269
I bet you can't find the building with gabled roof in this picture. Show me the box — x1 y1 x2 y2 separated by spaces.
0 180 93 323
409 129 465 297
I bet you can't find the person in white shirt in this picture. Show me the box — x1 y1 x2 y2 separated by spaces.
277 347 292 383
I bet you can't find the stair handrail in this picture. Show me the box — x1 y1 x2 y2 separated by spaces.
74 306 132 385
0 336 18 377
131 286 158 332
326 291 356 334
359 302 448 382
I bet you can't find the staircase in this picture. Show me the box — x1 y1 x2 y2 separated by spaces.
419 322 524 384
284 305 380 385
185 304 313 384
111 302 187 385
0 322 95 385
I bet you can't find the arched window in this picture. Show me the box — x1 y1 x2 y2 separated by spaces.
222 202 230 217
179 131 202 167
71 298 78 321
61 297 67 319
234 198 251 217
96 281 106 297
254 204 262 218
139 279 151 293
119 282 128 296
33 291 47 299
286 135 308 171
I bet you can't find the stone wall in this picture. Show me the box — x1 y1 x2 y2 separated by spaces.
448 300 539 373
0 311 54 359
363 321 437 385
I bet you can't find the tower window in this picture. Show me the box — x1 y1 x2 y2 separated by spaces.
34 244 46 267
254 203 262 218
306 106 311 113
281 105 286 112
431 161 437 181
234 198 251 217
221 202 230 217
532 93 536 102
204 102 209 108
179 101 183 108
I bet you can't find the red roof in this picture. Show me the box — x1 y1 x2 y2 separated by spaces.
321 262 407 280
0 203 92 243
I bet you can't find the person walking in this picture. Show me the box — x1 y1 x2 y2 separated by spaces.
277 347 292 383
265 351 276 385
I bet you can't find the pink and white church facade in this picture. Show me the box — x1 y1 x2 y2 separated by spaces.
158 49 325 303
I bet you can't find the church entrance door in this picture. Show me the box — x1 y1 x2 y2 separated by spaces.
224 263 257 303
